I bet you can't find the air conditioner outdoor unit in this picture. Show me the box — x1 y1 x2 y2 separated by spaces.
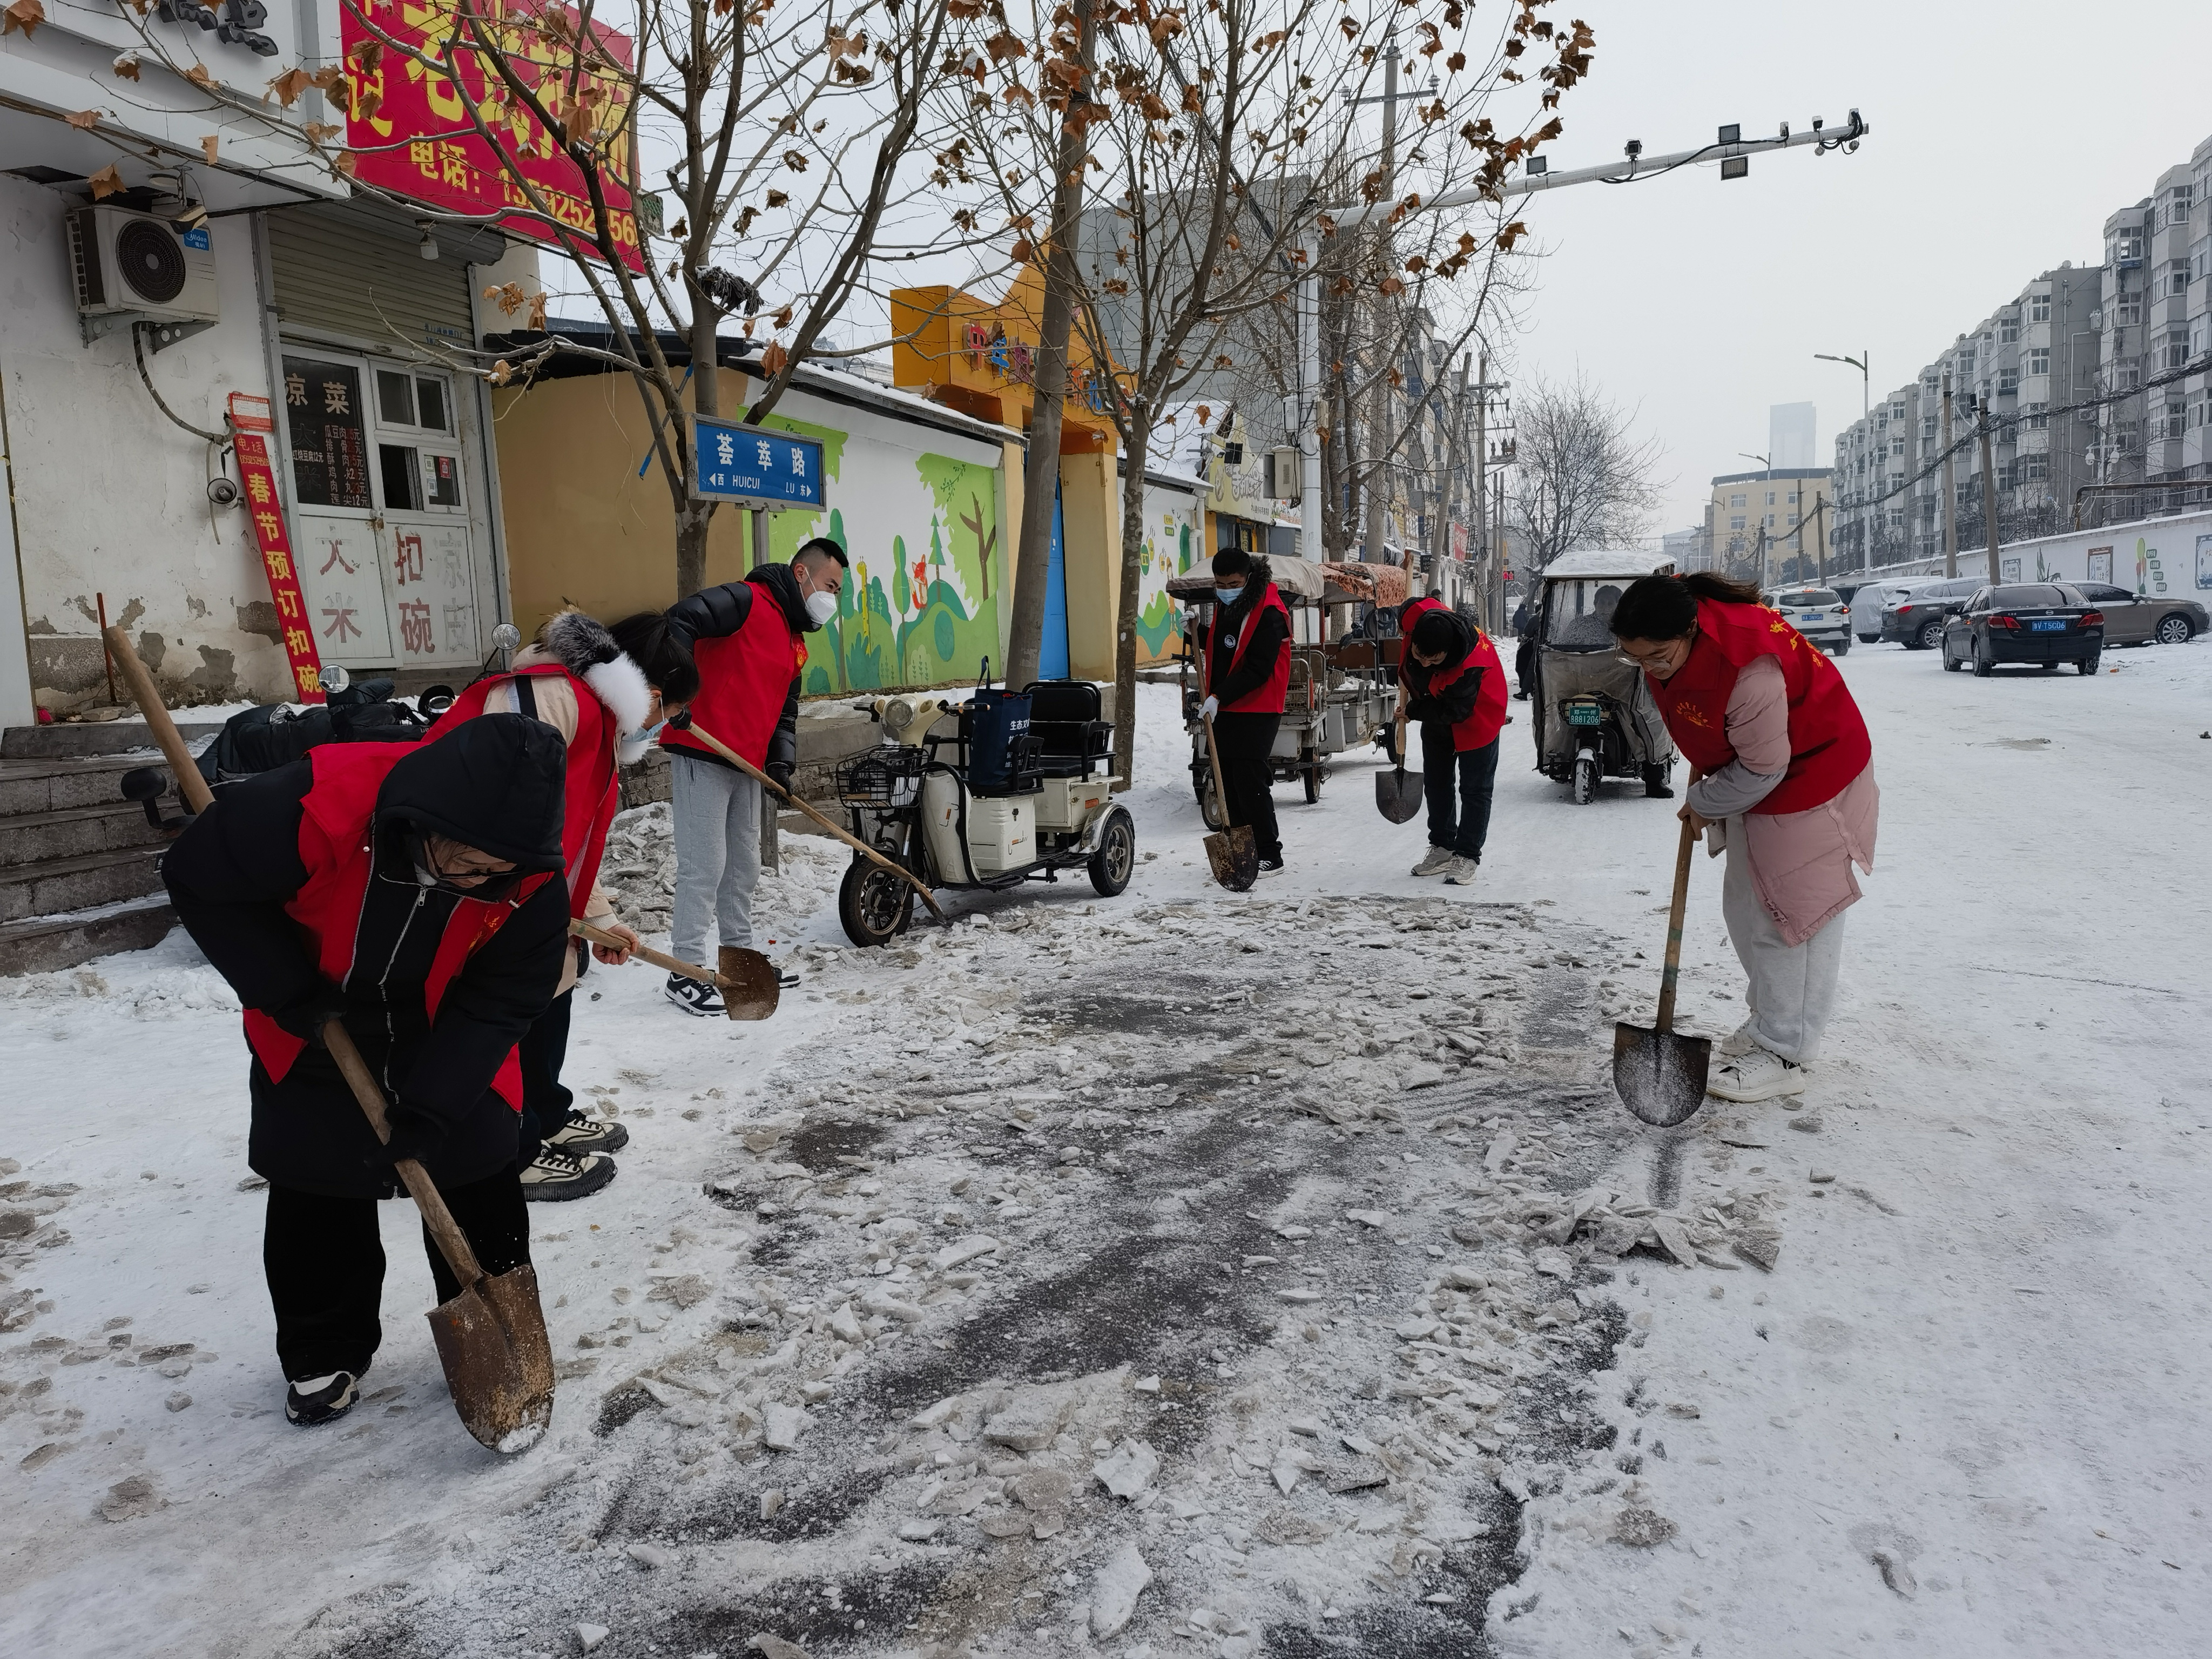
68 206 219 323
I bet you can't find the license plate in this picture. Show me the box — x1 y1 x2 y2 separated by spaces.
1566 703 1601 726
1801 611 1824 622
2030 618 2065 632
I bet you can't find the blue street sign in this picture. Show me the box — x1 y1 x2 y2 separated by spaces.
689 415 827 510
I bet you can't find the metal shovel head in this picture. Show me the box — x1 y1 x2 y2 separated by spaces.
1611 1021 1714 1128
426 1262 556 1452
1376 765 1424 824
716 946 780 1021
1204 824 1258 891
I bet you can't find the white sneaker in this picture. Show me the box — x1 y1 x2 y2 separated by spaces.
1706 1047 1808 1103
1718 1019 1758 1057
1412 845 1456 878
1442 855 1480 885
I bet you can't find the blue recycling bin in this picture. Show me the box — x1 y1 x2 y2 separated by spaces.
967 687 1034 794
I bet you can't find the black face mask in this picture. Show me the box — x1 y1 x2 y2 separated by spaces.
403 827 528 904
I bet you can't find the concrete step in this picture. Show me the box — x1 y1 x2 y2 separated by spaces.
0 844 168 923
2 719 224 760
0 751 179 815
0 894 177 977
0 800 170 868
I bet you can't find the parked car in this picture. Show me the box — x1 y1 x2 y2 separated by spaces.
1850 580 1928 643
1887 577 1985 649
1939 583 2105 676
1763 586 1850 653
2068 582 2207 647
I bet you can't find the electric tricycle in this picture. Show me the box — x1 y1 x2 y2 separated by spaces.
832 670 1136 946
1528 548 1680 805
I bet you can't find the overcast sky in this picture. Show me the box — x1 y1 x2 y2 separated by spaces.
1496 0 2212 536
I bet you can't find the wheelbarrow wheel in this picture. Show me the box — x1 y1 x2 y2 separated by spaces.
838 856 916 947
1193 759 1225 831
1301 750 1323 803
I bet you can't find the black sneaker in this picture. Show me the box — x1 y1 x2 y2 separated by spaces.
286 1370 363 1427
1257 857 1286 878
543 1109 630 1155
665 972 725 1016
520 1147 618 1201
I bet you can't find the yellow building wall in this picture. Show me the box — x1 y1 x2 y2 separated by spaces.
1056 450 1121 682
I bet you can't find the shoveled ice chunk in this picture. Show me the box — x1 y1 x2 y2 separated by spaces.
933 1235 1001 1271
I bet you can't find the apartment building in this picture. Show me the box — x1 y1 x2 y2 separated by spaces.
1708 468 1833 585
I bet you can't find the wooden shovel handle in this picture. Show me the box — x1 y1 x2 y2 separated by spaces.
322 1019 485 1287
569 918 718 986
103 625 214 815
1201 712 1233 817
1653 813 1698 1036
1394 707 1408 771
679 717 949 922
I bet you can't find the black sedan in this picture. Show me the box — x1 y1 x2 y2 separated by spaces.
1940 584 2105 677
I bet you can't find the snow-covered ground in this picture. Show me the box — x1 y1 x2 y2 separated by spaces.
2 642 2208 1658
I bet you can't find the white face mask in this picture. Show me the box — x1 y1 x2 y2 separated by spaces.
1215 587 1244 608
805 589 840 627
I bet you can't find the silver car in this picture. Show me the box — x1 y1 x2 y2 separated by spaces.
1765 586 1851 654
2068 582 2207 647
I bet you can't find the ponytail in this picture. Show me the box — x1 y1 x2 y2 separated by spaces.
1609 570 1763 642
608 611 699 704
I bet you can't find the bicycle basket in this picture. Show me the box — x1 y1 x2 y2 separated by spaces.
838 746 927 807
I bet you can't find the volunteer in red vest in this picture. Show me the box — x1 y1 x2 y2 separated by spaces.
1610 572 1879 1104
659 538 846 1011
423 611 699 1198
1198 549 1292 876
1397 596 1509 884
161 714 570 1428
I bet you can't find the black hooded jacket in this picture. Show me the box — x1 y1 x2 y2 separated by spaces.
663 562 812 774
1399 606 1485 727
165 713 571 1197
1205 559 1290 709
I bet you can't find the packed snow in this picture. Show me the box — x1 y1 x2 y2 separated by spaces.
2 644 2208 1658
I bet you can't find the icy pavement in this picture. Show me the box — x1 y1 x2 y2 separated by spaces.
3 645 2210 1657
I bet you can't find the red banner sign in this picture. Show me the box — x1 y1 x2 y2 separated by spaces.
235 434 327 705
344 0 644 273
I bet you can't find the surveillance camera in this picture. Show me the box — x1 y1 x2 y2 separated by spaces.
207 475 241 508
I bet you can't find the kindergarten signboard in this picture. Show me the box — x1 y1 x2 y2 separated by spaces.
343 0 644 272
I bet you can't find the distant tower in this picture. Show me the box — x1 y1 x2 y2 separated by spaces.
1770 402 1817 470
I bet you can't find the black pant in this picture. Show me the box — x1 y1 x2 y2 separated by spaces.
1211 711 1282 861
1421 728 1499 860
517 983 575 1161
1514 635 1536 697
263 1167 531 1381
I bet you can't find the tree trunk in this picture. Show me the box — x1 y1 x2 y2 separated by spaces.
1110 421 1150 791
1005 0 1096 689
674 301 719 598
676 504 713 600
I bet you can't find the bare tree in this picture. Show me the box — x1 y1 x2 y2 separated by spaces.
1505 370 1663 569
336 0 985 596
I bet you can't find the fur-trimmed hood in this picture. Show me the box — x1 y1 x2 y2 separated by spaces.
536 611 656 764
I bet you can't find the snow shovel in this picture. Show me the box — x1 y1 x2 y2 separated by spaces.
669 713 950 925
322 1019 556 1452
1199 711 1257 891
569 919 777 1021
1612 814 1713 1127
1375 709 1424 824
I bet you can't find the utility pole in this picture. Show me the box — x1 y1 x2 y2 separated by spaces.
1814 349 1867 572
1941 368 1959 579
1472 350 1487 618
1975 394 2004 587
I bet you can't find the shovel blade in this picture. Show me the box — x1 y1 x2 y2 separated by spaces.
1204 825 1258 891
1376 765 1424 824
716 946 780 1021
426 1263 556 1452
1611 1021 1713 1128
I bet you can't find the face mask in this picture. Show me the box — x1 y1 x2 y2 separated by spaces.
805 589 840 627
625 718 666 748
1215 588 1243 608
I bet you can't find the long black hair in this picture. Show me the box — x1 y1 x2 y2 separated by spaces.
1609 571 1763 641
608 611 700 703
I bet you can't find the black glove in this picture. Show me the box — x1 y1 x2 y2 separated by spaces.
766 761 794 792
377 1107 448 1169
271 981 349 1044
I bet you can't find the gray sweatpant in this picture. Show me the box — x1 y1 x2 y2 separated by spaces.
1721 821 1846 1066
671 752 763 964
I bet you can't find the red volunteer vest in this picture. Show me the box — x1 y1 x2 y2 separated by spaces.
239 743 552 1107
1648 597 1871 814
426 664 618 920
661 580 808 768
1206 582 1292 714
1401 596 1509 752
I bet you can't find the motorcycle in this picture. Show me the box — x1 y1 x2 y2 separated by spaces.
1530 549 1681 805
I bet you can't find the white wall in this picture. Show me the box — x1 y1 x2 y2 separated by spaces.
0 174 293 710
1857 509 2212 595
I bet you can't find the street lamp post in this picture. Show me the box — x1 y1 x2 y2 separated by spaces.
1816 351 1870 572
